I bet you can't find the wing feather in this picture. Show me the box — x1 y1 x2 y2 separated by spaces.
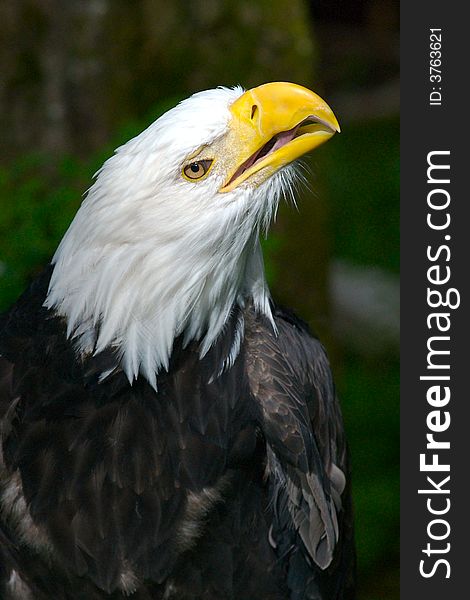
245 305 349 571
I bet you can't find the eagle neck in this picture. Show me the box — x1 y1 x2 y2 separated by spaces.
45 215 272 389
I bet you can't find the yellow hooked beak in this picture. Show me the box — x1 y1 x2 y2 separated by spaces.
220 82 340 193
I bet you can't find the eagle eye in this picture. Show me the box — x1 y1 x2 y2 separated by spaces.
183 160 213 181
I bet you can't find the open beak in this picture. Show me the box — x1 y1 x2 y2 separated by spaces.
220 82 340 193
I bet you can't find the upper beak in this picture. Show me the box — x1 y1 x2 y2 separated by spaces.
220 82 340 193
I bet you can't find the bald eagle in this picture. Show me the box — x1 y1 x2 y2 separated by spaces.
0 83 355 599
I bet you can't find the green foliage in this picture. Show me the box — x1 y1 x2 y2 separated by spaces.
0 154 84 308
339 354 399 576
318 117 399 274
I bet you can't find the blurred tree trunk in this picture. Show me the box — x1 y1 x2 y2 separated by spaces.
0 0 332 337
0 0 318 158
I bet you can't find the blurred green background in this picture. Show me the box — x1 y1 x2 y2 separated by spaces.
0 1 399 598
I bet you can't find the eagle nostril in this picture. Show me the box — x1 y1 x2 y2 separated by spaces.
250 105 258 120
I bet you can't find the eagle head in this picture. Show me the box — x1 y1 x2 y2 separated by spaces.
45 83 339 387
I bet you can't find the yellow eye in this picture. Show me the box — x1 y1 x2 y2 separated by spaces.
183 160 213 181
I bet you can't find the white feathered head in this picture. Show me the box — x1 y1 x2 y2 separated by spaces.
45 82 339 387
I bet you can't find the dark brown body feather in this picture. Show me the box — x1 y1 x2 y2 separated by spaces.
0 267 355 599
